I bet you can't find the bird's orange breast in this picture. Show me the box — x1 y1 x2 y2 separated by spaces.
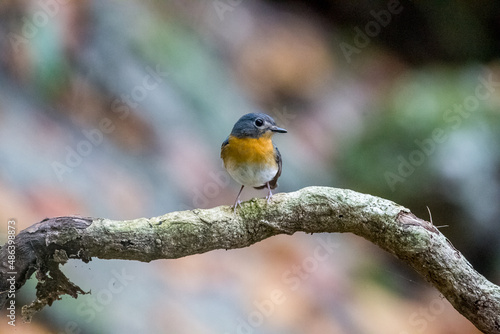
221 135 276 166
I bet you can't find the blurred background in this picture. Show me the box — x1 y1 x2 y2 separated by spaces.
0 0 499 333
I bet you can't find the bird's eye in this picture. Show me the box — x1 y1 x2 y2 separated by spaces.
254 118 264 127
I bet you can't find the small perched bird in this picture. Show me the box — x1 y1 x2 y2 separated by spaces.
221 113 287 212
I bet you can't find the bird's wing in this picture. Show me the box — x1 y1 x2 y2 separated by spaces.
220 136 229 159
268 145 282 189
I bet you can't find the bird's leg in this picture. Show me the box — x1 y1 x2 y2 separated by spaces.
233 185 244 213
265 182 273 204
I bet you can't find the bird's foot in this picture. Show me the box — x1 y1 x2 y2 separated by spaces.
232 199 242 214
265 191 273 204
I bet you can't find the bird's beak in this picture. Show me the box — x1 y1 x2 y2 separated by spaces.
270 126 287 133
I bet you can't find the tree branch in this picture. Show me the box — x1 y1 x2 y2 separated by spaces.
0 186 499 332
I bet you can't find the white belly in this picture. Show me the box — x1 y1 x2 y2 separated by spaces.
228 163 278 187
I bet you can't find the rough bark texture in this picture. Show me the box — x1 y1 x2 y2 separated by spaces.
0 187 499 332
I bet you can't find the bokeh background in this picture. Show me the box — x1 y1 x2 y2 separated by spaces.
1 1 499 333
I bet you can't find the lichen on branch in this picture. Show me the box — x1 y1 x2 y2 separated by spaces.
0 187 499 333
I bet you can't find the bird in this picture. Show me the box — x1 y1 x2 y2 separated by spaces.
221 113 287 212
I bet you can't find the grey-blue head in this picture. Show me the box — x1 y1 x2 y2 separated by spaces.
230 113 287 138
